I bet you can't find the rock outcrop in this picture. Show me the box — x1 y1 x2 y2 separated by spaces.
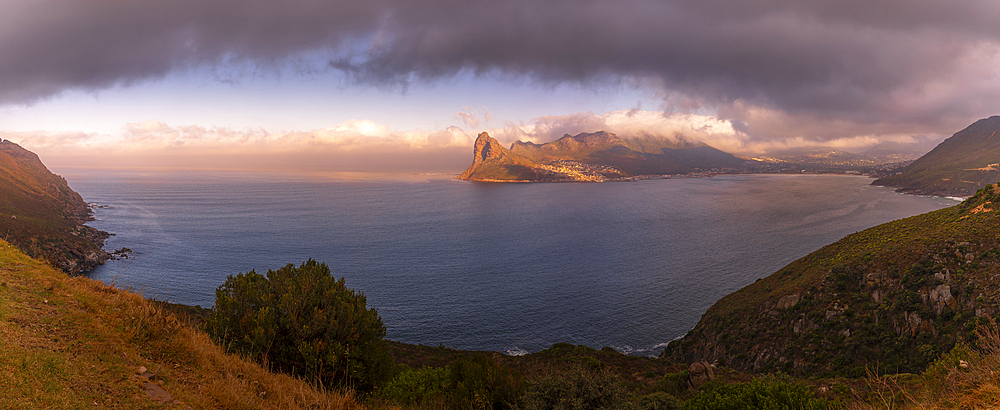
460 132 513 179
687 361 715 389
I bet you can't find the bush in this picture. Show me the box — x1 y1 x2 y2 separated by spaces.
207 259 392 393
520 365 630 410
381 355 523 409
446 354 524 409
637 392 683 410
381 366 449 406
681 376 829 410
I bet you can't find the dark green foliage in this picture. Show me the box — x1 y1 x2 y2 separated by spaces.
381 366 449 406
681 376 830 410
207 259 392 393
637 392 683 410
520 365 630 410
902 259 940 291
658 371 690 396
446 354 524 409
380 355 524 409
828 265 862 292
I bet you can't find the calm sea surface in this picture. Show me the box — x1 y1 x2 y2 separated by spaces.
57 170 956 356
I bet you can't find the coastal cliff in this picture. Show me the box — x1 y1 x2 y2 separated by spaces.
0 140 109 273
664 184 1000 376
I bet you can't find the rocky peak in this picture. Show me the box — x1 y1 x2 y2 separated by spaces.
459 132 516 180
472 132 508 164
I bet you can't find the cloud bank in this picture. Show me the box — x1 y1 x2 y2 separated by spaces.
4 109 944 172
2 0 999 141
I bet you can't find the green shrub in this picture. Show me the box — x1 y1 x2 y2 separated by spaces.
207 259 392 393
381 366 449 406
681 376 829 410
446 354 524 409
637 392 683 410
658 371 689 396
520 365 629 410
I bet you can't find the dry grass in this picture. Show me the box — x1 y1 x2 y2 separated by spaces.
0 239 360 409
848 316 1000 410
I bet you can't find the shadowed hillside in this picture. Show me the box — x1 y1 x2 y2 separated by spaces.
873 116 1000 197
665 182 1000 377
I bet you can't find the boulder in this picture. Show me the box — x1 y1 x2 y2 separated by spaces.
687 361 715 389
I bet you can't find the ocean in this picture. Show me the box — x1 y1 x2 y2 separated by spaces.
58 169 956 356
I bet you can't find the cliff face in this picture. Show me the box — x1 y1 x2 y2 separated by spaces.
458 132 552 181
0 140 109 273
460 132 511 178
873 116 1000 196
664 185 1000 377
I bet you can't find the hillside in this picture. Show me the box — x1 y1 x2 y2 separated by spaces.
664 183 1000 377
0 139 108 273
459 131 747 182
0 239 358 409
873 116 1000 196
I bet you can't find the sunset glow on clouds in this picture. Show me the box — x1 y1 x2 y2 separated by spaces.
2 0 999 171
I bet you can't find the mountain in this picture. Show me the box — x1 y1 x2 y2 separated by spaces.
662 185 1000 377
458 132 562 181
872 116 1000 196
0 139 108 273
459 131 747 182
753 147 919 168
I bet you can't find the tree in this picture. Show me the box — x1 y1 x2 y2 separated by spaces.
208 259 393 393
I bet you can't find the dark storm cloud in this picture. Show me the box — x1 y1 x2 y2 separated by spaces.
0 0 391 103
3 0 999 135
341 0 1000 124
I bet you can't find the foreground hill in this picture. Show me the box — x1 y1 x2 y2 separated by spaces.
664 184 1000 377
0 239 358 408
459 131 747 182
873 116 1000 196
0 139 108 273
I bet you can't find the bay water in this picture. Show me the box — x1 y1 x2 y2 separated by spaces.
58 170 956 356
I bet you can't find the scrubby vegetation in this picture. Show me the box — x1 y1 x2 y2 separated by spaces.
0 240 358 409
666 183 1000 377
208 259 393 394
682 376 831 410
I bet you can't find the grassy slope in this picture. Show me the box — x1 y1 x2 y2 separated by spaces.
0 239 358 409
666 184 1000 377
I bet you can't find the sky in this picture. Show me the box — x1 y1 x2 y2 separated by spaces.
1 0 999 172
